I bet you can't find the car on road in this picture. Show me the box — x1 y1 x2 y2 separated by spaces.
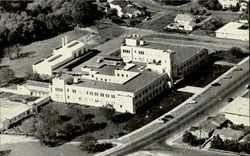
224 75 232 79
164 115 174 119
156 118 169 124
212 82 221 86
234 68 243 71
228 98 234 102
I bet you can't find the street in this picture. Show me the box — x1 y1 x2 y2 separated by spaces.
96 58 249 156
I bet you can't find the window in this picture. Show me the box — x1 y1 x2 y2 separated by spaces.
111 95 115 98
90 92 93 95
106 94 110 98
120 105 122 108
72 89 76 93
67 89 69 92
95 92 98 96
79 97 82 101
100 93 104 97
68 96 70 99
55 88 63 92
86 91 88 95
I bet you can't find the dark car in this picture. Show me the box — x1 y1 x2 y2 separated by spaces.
164 115 174 119
228 98 234 102
212 82 221 86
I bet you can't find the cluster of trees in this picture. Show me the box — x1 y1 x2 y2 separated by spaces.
155 0 190 6
211 135 250 154
0 0 100 58
79 135 113 153
182 131 206 146
229 47 246 58
201 17 224 34
198 0 240 11
100 106 133 123
190 8 207 15
34 105 106 147
0 67 15 85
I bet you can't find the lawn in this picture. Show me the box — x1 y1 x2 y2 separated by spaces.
177 62 231 88
211 50 248 64
0 30 89 78
192 13 240 36
109 49 121 57
94 19 125 40
139 13 176 32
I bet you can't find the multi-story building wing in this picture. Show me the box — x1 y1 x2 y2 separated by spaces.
33 36 88 76
121 35 209 80
42 34 209 113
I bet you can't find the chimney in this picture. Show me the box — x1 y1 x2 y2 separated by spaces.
65 36 68 45
62 37 64 47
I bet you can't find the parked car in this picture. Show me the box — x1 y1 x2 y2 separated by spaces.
164 115 174 119
234 68 243 71
228 98 234 102
224 75 232 79
212 82 221 86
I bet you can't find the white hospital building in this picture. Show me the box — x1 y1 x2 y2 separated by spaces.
33 36 88 76
35 35 209 113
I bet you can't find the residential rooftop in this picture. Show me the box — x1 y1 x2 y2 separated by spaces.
220 96 250 117
23 80 49 88
213 128 245 140
215 22 249 34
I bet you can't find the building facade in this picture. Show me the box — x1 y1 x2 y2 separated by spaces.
215 22 249 41
33 36 88 76
121 34 209 80
218 0 239 9
220 96 250 126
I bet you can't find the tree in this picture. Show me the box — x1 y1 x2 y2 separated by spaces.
3 44 21 59
230 47 244 58
79 134 97 152
211 135 224 149
216 3 223 10
25 71 42 81
0 67 15 84
79 134 113 153
100 105 116 121
190 8 194 14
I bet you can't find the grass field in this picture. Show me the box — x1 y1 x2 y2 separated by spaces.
178 63 231 88
139 13 176 31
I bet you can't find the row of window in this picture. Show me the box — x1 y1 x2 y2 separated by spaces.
117 73 129 77
66 89 116 98
135 86 164 107
138 51 145 55
135 78 165 100
67 96 115 105
123 49 130 53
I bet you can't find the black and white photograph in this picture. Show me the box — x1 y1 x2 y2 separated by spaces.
0 0 249 156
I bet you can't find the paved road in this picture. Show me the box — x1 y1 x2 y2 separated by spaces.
96 58 249 156
121 26 249 51
129 145 236 156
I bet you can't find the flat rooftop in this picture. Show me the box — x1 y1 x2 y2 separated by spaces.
23 80 49 88
67 61 167 93
216 22 249 34
126 41 204 65
220 96 249 117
